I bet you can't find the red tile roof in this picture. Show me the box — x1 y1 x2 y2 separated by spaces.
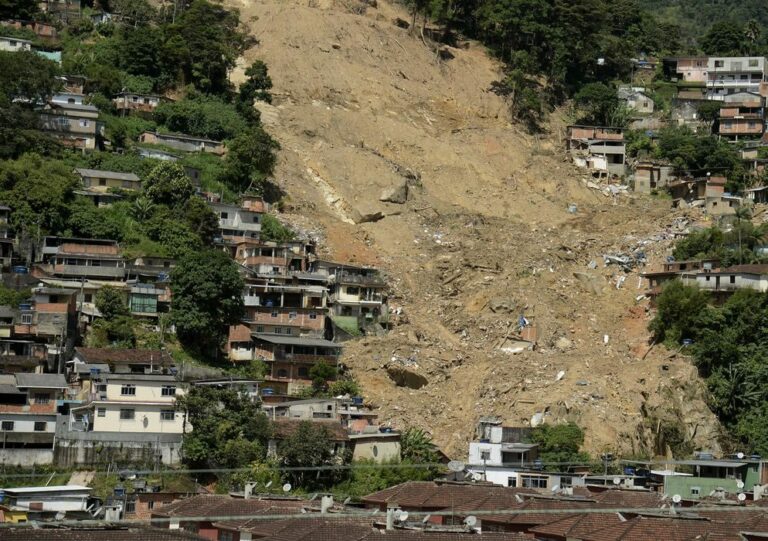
0 526 205 541
75 348 173 365
271 418 349 442
152 494 307 518
362 482 532 510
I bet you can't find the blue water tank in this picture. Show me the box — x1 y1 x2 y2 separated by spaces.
261 387 274 396
12 266 28 274
352 396 363 406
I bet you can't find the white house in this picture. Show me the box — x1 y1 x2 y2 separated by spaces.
0 36 32 52
1 485 91 513
683 265 768 294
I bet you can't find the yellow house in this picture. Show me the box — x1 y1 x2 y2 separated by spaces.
74 168 142 207
0 505 28 523
69 374 186 435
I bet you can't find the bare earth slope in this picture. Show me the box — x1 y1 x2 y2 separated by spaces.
227 0 721 457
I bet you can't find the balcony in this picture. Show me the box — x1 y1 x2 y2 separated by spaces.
52 264 125 279
336 271 386 286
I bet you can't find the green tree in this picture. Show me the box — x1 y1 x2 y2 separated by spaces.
260 215 295 243
170 249 245 353
66 198 128 241
278 421 347 489
218 127 279 194
649 280 711 345
177 386 271 469
701 21 746 55
95 286 130 320
0 285 31 308
143 162 194 207
308 361 337 393
238 60 273 105
697 101 723 135
574 82 621 126
0 51 60 105
0 0 39 20
530 422 590 467
181 196 218 246
400 427 438 464
154 96 248 141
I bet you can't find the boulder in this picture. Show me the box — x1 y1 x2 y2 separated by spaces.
379 180 409 204
386 365 428 389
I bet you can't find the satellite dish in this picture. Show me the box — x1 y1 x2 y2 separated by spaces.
471 472 483 482
737 452 745 459
344 497 351 505
422 514 431 524
738 493 747 502
551 485 561 493
737 480 745 489
396 510 409 522
613 477 621 485
282 483 292 493
448 460 466 473
672 494 682 504
265 481 273 488
464 516 477 528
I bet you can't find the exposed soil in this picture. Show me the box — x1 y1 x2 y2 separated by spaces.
224 0 722 458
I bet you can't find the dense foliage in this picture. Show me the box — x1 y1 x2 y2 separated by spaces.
530 422 590 468
651 282 768 454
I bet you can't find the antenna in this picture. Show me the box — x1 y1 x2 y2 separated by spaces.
282 483 292 493
464 516 477 528
447 460 466 473
738 493 747 502
672 494 682 504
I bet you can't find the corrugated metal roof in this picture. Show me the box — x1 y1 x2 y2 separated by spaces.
251 333 341 348
14 373 67 388
74 168 140 182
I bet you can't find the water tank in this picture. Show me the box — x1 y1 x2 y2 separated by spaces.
261 387 274 396
352 396 363 406
12 266 28 274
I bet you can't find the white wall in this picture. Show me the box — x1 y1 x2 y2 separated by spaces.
91 403 185 434
105 379 183 402
468 441 503 466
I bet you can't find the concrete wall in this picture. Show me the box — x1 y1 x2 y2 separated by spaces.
352 439 400 463
104 379 182 402
54 432 182 466
0 448 53 466
91 402 185 434
468 441 503 466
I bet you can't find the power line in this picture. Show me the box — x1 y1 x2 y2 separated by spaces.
1 505 767 529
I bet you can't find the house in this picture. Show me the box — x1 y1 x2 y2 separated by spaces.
0 485 91 516
235 240 313 275
74 168 142 207
0 526 207 540
56 75 87 95
0 36 31 52
38 100 100 150
249 334 341 395
311 260 389 336
664 56 710 83
718 96 766 142
139 131 224 155
642 258 719 297
267 418 349 458
209 202 262 244
707 56 768 100
41 237 126 281
70 347 174 376
618 87 654 114
191 377 261 402
59 373 185 466
465 417 543 488
566 125 626 177
671 89 708 128
633 162 675 194
682 264 768 297
667 177 707 204
0 20 57 39
113 92 165 114
0 373 67 466
662 455 768 500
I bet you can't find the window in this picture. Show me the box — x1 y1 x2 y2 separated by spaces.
1 421 14 431
480 450 491 461
508 477 517 487
347 287 360 295
715 60 724 68
160 410 175 421
99 178 107 186
289 311 297 320
730 275 736 284
220 532 234 541
691 487 701 496
147 501 155 510
220 212 229 220
309 313 317 320
97 408 106 417
121 384 136 396
298 367 309 378
256 325 264 333
97 384 107 393
33 393 50 404
21 313 32 325
271 310 278 318
119 409 135 420
749 59 759 67
68 97 75 104
285 327 292 335
125 500 136 513
274 327 283 334
277 369 288 378
80 120 89 127
9 40 16 46
161 386 176 396
521 475 548 489
34 422 47 432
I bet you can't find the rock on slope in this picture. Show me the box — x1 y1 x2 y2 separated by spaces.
226 0 721 457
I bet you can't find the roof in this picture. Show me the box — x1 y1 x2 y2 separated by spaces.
74 348 173 365
145 131 222 145
0 36 32 43
13 373 67 389
271 418 349 441
251 334 341 349
74 168 140 182
152 494 306 518
58 242 120 256
4 485 90 493
361 481 528 509
71 363 111 375
674 459 749 468
0 527 206 541
48 101 99 113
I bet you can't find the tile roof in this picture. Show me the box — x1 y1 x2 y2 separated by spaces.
272 418 349 441
58 242 120 256
152 494 306 518
0 526 206 541
74 348 173 365
74 168 140 182
361 482 526 510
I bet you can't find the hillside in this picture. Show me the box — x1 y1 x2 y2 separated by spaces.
226 0 721 457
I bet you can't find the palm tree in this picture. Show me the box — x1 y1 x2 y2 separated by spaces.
131 196 155 221
734 205 753 265
745 20 761 55
400 427 438 463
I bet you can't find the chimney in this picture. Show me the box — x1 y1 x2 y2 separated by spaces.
386 503 399 531
320 495 333 514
